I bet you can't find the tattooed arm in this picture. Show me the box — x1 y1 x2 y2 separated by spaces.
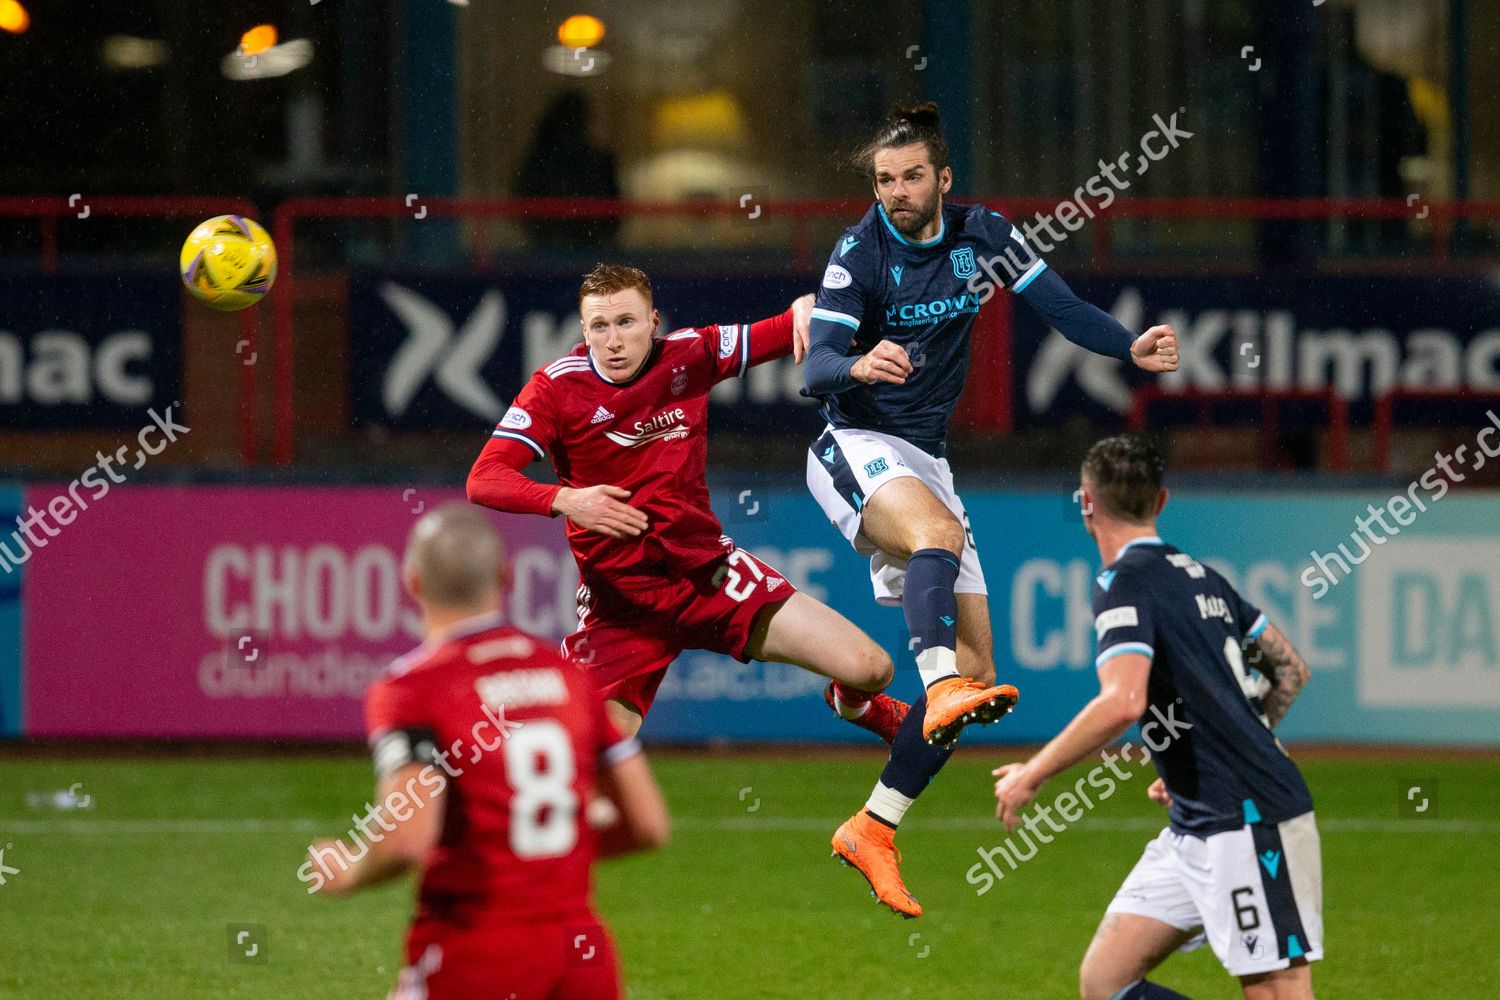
1247 622 1310 728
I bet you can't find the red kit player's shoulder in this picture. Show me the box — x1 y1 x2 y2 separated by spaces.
370 624 580 713
665 322 749 378
662 325 741 371
381 637 445 683
661 325 725 355
539 344 593 384
454 625 569 669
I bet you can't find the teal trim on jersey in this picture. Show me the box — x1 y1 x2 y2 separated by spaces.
1096 641 1153 667
877 203 945 248
1011 259 1049 293
811 308 860 330
1287 935 1305 959
1243 798 1263 824
1247 612 1269 640
1118 536 1165 557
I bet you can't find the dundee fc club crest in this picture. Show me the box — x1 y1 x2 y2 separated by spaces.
950 245 976 279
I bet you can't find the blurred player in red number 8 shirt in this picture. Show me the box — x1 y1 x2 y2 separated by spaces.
465 264 902 746
306 503 669 1000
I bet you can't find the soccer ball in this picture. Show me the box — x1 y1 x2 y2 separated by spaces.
179 215 277 311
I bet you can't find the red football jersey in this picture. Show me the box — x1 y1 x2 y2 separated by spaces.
364 613 637 925
468 311 794 587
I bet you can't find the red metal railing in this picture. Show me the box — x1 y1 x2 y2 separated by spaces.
0 196 264 466
13 195 1500 466
1373 388 1500 472
1129 386 1350 472
270 195 1500 465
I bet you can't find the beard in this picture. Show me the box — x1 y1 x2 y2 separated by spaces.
884 193 939 237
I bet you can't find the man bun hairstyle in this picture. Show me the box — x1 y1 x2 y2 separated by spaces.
855 101 951 176
1081 434 1166 524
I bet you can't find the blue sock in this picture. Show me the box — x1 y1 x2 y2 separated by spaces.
1111 981 1195 1000
904 548 960 688
866 692 954 827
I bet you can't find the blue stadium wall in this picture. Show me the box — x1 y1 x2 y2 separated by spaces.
645 485 1500 746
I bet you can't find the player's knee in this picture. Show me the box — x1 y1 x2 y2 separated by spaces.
1078 964 1126 1000
912 512 965 556
1077 950 1128 1000
1074 965 1128 995
1241 973 1315 1000
605 700 643 739
850 642 894 692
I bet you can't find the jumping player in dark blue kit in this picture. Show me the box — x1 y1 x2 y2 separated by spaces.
994 436 1320 1000
806 103 1180 916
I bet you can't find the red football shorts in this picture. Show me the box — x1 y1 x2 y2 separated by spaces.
562 548 796 717
392 914 620 1000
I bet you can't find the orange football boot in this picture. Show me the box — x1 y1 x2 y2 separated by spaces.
922 675 1019 746
831 810 922 918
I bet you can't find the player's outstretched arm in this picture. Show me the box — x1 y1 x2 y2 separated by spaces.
467 435 563 516
305 763 447 895
1247 622 1310 728
1017 267 1179 372
593 749 670 858
993 653 1150 831
735 296 810 371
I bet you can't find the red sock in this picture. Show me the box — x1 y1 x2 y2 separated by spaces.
833 683 874 719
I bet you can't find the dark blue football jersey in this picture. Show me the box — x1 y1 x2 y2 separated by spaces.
808 200 1047 456
1093 537 1314 836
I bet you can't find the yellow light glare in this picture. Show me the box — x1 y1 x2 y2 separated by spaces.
651 91 749 149
0 0 30 35
557 14 604 50
239 24 278 57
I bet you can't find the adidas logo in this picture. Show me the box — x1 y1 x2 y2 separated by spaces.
766 577 785 593
590 405 614 425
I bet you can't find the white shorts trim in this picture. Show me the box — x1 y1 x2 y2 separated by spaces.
1106 812 1324 978
806 424 986 607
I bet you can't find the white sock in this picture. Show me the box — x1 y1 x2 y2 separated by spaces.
915 646 959 689
865 781 916 827
834 688 871 719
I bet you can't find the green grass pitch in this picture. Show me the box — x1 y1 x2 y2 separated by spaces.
1 749 1497 998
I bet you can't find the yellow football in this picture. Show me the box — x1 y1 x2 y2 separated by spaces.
179 215 277 311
